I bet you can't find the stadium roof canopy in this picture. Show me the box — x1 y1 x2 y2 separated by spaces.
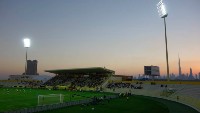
45 67 115 75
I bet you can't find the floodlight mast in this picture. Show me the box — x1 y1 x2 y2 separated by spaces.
23 38 31 75
157 0 170 81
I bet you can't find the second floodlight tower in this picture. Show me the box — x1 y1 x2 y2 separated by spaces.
157 0 169 81
23 38 31 75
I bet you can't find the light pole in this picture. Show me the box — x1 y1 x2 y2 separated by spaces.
157 0 169 81
23 38 31 75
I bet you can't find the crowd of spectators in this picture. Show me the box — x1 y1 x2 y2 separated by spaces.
44 75 106 89
107 82 143 89
68 76 105 89
19 80 43 87
107 82 133 88
44 75 74 86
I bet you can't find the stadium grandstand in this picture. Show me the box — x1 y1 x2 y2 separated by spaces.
1 67 200 112
0 75 51 88
0 79 43 88
44 67 115 90
44 67 200 112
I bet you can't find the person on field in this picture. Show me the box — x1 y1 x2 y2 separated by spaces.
177 96 179 101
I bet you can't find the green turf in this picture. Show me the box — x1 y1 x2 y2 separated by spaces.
0 88 198 113
41 95 169 113
0 88 112 112
41 95 199 113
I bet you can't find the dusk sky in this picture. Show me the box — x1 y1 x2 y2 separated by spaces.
0 0 200 79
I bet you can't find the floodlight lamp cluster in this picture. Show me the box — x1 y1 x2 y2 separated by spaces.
23 38 31 48
157 0 168 18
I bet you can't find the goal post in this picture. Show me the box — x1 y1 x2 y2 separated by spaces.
38 94 64 106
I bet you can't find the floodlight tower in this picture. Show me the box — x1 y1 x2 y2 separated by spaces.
157 0 170 81
23 38 31 75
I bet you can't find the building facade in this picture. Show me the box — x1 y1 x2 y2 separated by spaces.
144 66 160 76
26 60 38 75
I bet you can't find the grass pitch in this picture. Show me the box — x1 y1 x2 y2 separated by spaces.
42 95 169 113
0 88 199 113
41 95 199 113
0 88 112 112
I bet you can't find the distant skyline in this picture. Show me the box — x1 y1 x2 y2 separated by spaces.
0 0 200 79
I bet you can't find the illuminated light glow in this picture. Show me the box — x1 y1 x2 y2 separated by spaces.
157 0 168 18
161 4 167 15
23 38 31 48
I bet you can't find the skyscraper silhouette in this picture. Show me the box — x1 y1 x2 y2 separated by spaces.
178 56 182 77
199 72 200 80
188 67 194 80
190 68 193 76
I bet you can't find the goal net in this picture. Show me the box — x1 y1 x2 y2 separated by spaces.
38 94 64 106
